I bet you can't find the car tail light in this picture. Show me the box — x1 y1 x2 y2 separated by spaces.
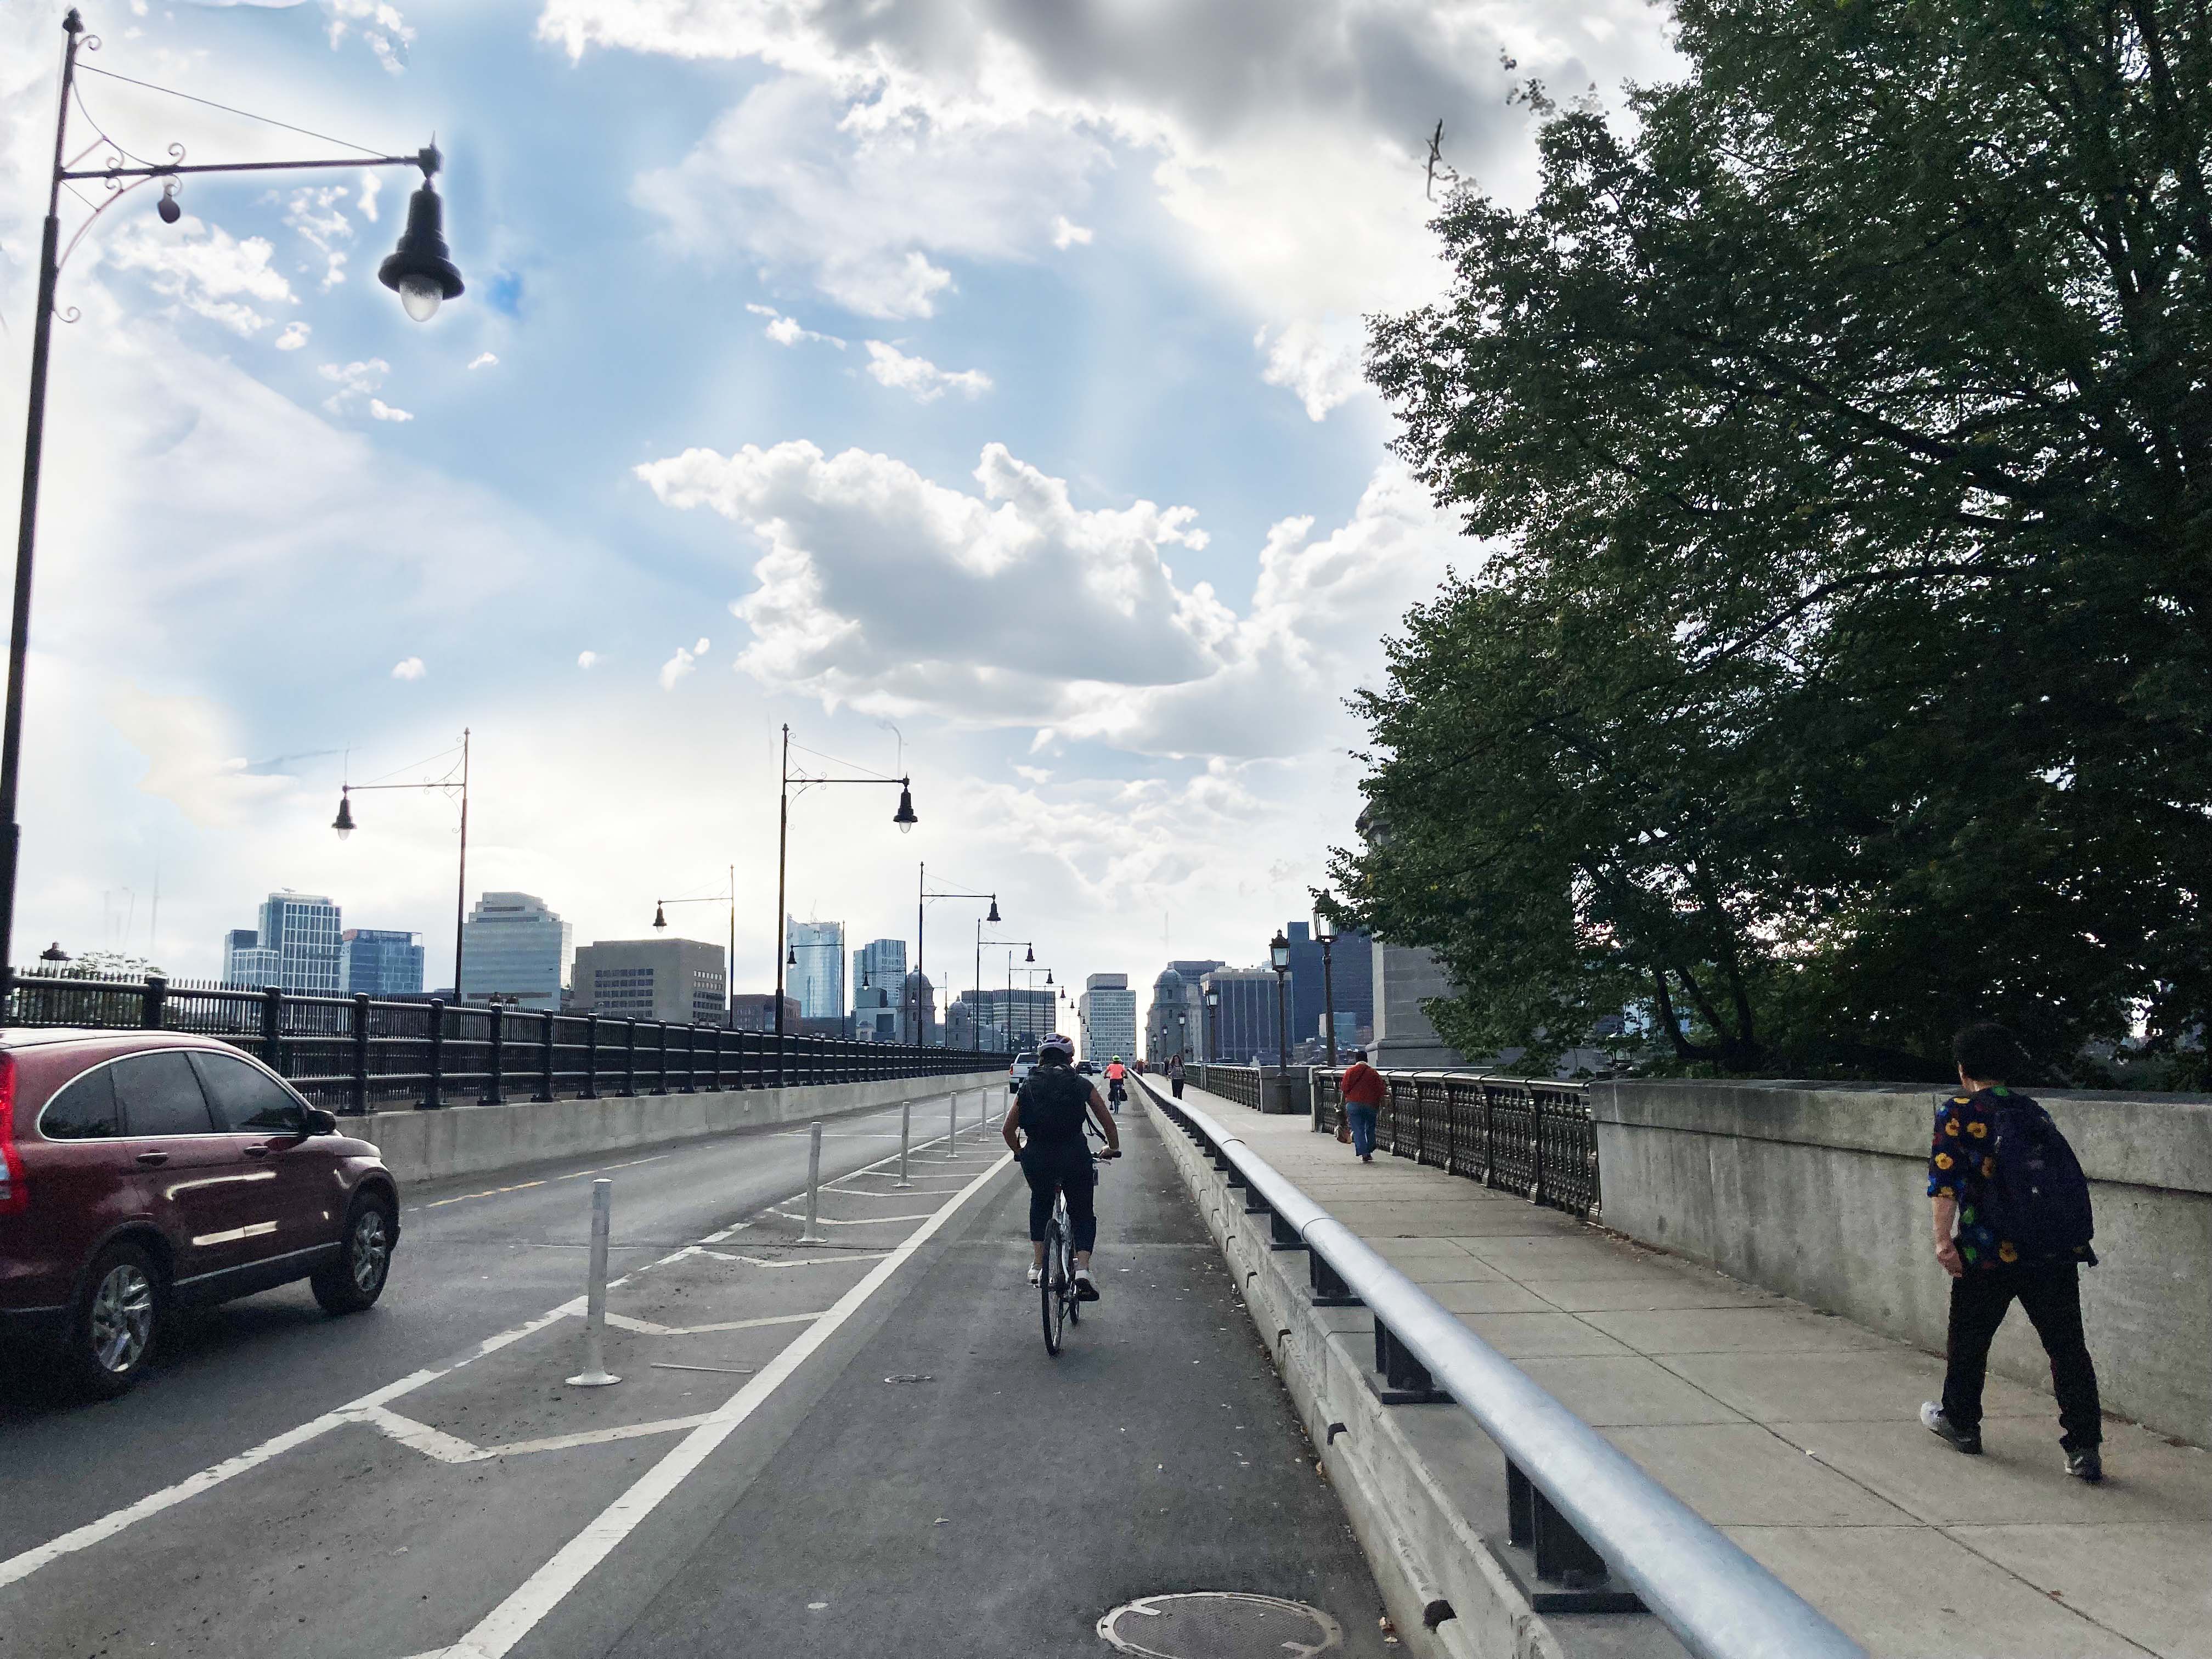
0 1056 23 1215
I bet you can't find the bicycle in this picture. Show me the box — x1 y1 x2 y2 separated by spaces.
1041 1134 1116 1357
1107 1075 1127 1114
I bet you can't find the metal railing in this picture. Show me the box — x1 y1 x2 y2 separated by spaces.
1187 1062 1308 1114
1139 1076 1864 1659
1190 1065 1604 1219
5 972 998 1115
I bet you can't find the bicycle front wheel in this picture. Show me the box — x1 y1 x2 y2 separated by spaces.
1041 1217 1065 1356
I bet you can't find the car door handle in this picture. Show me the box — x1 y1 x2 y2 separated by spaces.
135 1151 168 1167
242 1144 269 1158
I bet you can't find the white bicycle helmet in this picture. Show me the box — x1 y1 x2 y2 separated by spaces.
1039 1032 1076 1059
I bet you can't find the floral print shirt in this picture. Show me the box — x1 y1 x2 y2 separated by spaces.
1927 1087 2096 1271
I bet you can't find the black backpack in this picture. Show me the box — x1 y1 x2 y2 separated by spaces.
1982 1094 2095 1258
1018 1067 1090 1146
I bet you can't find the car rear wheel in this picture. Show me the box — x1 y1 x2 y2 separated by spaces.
312 1193 394 1315
66 1242 161 1400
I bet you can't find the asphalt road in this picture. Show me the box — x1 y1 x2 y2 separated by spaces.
0 1087 1396 1658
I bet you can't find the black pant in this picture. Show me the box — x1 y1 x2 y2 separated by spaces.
1942 1259 2101 1450
1021 1144 1096 1252
1171 1077 1184 1098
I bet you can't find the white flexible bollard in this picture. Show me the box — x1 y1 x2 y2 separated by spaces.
566 1178 620 1387
797 1121 829 1243
896 1096 913 1188
946 1087 958 1156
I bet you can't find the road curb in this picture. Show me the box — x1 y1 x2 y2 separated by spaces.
1137 1079 1567 1659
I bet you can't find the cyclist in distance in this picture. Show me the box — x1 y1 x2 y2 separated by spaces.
1105 1055 1128 1113
1003 1034 1120 1299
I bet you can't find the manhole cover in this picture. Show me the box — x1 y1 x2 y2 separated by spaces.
1097 1592 1342 1658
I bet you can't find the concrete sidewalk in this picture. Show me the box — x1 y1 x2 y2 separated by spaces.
1154 1077 2211 1659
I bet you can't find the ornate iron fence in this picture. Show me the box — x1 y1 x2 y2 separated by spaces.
1311 1067 1600 1220
5 971 997 1116
1186 1063 1310 1113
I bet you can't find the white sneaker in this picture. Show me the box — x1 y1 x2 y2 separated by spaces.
1074 1268 1100 1302
1026 1265 1042 1287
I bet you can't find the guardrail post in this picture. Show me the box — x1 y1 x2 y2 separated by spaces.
709 1026 724 1093
682 1025 698 1094
349 994 371 1116
421 998 445 1110
1373 1314 1450 1404
582 1014 600 1099
1269 1207 1301 1250
141 973 167 1030
537 1009 557 1103
624 1019 639 1097
1311 1252 1361 1307
260 985 286 1077
1529 1088 1547 1206
1506 1460 1615 1593
483 1008 506 1105
656 1022 670 1094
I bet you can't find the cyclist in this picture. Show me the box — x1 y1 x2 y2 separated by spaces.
1004 1033 1120 1299
1105 1055 1128 1113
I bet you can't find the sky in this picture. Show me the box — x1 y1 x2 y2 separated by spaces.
0 0 1675 1019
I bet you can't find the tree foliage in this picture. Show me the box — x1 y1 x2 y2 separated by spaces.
1335 0 2212 1082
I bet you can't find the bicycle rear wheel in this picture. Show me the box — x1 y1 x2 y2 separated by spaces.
1041 1216 1066 1356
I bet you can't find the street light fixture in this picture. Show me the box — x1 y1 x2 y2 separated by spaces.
775 724 917 1036
1269 928 1292 1110
1205 986 1220 1063
1313 896 1340 1068
1 12 466 986
651 870 738 1027
979 932 1032 1054
332 731 471 1001
920 864 998 1050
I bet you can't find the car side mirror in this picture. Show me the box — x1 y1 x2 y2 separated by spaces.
304 1107 338 1135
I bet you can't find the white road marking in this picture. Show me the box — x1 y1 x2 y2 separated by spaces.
699 1250 893 1269
359 1408 486 1465
353 1408 719 1464
0 1092 981 1592
604 1310 826 1337
438 1150 1013 1659
768 1207 939 1226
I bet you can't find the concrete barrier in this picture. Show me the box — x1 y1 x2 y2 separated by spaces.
358 1072 1004 1188
1590 1079 2212 1447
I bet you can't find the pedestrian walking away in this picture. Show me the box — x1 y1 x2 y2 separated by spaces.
1920 1022 2104 1482
1338 1048 1385 1162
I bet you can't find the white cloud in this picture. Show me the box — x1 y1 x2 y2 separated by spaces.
357 170 382 223
104 685 292 831
577 650 600 669
274 320 312 351
104 216 295 336
862 341 991 402
746 303 845 348
320 359 411 421
659 642 701 689
284 184 353 291
1254 320 1363 422
326 0 414 74
467 352 499 369
1051 215 1093 250
635 438 1460 759
391 656 426 680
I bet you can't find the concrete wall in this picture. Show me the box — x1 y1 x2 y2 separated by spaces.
358 1071 1005 1188
1370 943 1466 1070
1590 1080 2212 1446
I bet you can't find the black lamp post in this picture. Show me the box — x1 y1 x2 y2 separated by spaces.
918 862 996 1049
1 10 465 990
1205 985 1220 1062
1314 898 1340 1067
1269 928 1291 1110
774 723 916 1036
652 869 737 1028
980 938 1033 1052
333 730 470 1000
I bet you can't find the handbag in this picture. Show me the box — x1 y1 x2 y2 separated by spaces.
1336 1120 1352 1144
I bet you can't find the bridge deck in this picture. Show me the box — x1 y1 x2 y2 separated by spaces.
1171 1078 2210 1659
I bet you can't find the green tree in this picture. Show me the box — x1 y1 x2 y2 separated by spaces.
1340 0 2211 1080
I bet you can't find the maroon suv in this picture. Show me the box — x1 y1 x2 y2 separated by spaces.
0 1028 400 1398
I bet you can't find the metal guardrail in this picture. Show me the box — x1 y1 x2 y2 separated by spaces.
1187 1062 1308 1113
1138 1076 1864 1659
5 972 998 1115
1311 1066 1601 1218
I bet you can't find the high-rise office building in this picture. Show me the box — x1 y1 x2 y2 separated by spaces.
1200 967 1288 1063
251 892 341 994
1284 923 1373 1051
459 892 573 1009
1080 973 1138 1064
788 919 844 1020
1164 959 1222 1059
967 987 1056 1051
571 937 726 1025
222 927 283 989
339 929 425 998
851 938 905 1003
730 992 801 1032
851 982 899 1041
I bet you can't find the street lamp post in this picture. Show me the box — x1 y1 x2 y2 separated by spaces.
1205 986 1220 1062
979 934 1031 1052
3 10 464 989
652 868 736 1027
774 723 916 1036
1314 898 1339 1067
1269 928 1291 1112
918 862 996 1048
332 730 470 1000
